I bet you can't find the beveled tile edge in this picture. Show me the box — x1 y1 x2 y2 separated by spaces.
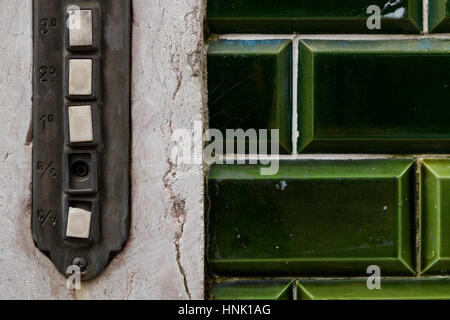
207 159 416 276
209 258 416 277
207 39 293 55
274 40 293 154
296 39 450 154
211 280 293 300
296 278 450 300
207 158 416 181
297 38 450 54
297 281 316 300
408 0 425 32
428 0 448 32
398 160 416 274
206 39 293 154
297 40 315 153
420 159 449 274
206 0 423 34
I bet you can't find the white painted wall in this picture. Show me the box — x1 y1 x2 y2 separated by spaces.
0 0 205 299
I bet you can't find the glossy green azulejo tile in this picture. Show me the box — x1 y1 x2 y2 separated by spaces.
421 159 450 274
211 280 293 300
298 39 450 154
208 40 292 154
297 278 450 300
207 0 422 34
207 159 415 276
429 0 450 32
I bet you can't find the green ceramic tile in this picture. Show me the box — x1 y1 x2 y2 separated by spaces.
421 159 450 275
207 0 422 34
211 280 293 300
208 40 292 154
297 278 450 300
298 39 450 154
207 159 415 276
429 0 450 32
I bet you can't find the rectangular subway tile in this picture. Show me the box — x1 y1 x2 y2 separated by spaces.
421 159 450 275
429 0 450 32
298 39 450 154
211 280 293 300
208 40 292 154
297 278 450 300
207 0 422 34
207 159 415 276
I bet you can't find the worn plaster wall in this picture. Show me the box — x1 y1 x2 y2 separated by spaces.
0 0 205 299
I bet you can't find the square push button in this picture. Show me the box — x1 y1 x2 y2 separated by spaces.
69 10 93 47
66 57 98 100
66 207 92 239
68 105 93 143
69 59 92 96
66 7 99 51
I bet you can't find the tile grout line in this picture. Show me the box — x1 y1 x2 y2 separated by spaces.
215 34 450 40
218 154 450 161
292 280 298 300
424 0 429 33
292 35 300 154
416 158 422 276
215 275 450 282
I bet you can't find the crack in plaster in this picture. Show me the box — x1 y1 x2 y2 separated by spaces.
162 113 192 300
